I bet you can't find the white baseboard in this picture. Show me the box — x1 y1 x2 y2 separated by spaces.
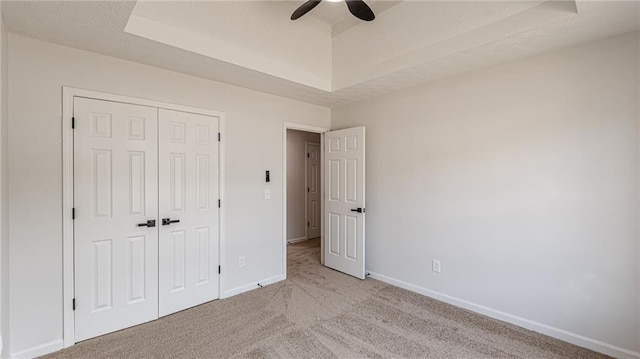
10 339 63 359
366 271 639 359
222 274 285 299
287 236 307 244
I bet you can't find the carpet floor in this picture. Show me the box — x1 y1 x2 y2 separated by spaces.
43 238 608 358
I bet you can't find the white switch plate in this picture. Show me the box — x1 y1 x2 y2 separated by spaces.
432 260 441 273
239 256 245 267
264 189 271 199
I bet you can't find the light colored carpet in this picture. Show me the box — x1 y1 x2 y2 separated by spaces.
43 238 608 358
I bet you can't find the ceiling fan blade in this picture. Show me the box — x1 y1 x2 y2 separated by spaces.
291 0 323 20
345 0 375 21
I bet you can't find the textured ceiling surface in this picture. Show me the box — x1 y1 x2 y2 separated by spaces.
3 1 639 108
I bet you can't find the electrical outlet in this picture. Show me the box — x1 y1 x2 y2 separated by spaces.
432 260 441 273
264 189 271 200
239 256 245 268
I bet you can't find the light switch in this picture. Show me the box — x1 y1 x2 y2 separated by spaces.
264 189 271 200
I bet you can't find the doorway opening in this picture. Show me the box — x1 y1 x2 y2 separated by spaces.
282 123 328 278
286 129 321 262
282 123 366 281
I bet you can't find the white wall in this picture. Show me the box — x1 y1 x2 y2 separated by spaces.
0 4 7 357
286 130 320 242
7 34 330 356
332 32 640 357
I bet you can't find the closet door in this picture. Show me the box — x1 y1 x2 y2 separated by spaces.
74 97 159 342
158 109 220 317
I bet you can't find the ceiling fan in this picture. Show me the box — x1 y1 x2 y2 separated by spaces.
291 0 375 22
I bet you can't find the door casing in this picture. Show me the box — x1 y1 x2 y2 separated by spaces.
62 87 226 348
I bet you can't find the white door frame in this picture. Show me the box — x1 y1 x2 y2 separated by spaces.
282 122 329 279
62 87 226 348
304 141 320 240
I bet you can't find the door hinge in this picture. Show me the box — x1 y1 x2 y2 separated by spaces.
72 208 75 220
307 187 309 193
307 153 309 158
72 298 76 310
218 133 221 142
218 265 221 274
307 221 310 227
71 117 75 129
218 199 221 208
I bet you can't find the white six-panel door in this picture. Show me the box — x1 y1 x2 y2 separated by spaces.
74 98 159 342
158 109 220 317
306 143 321 239
324 127 366 279
74 98 220 341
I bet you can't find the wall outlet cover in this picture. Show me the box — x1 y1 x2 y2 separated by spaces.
432 260 441 273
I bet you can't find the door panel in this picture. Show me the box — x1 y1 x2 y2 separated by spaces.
158 109 219 317
74 97 159 342
306 143 321 239
324 127 365 279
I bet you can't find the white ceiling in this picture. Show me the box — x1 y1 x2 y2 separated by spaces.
3 1 639 108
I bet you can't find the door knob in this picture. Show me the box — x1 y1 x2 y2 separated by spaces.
137 220 156 227
162 218 181 226
350 208 365 213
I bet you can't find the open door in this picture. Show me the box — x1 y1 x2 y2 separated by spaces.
324 127 365 279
